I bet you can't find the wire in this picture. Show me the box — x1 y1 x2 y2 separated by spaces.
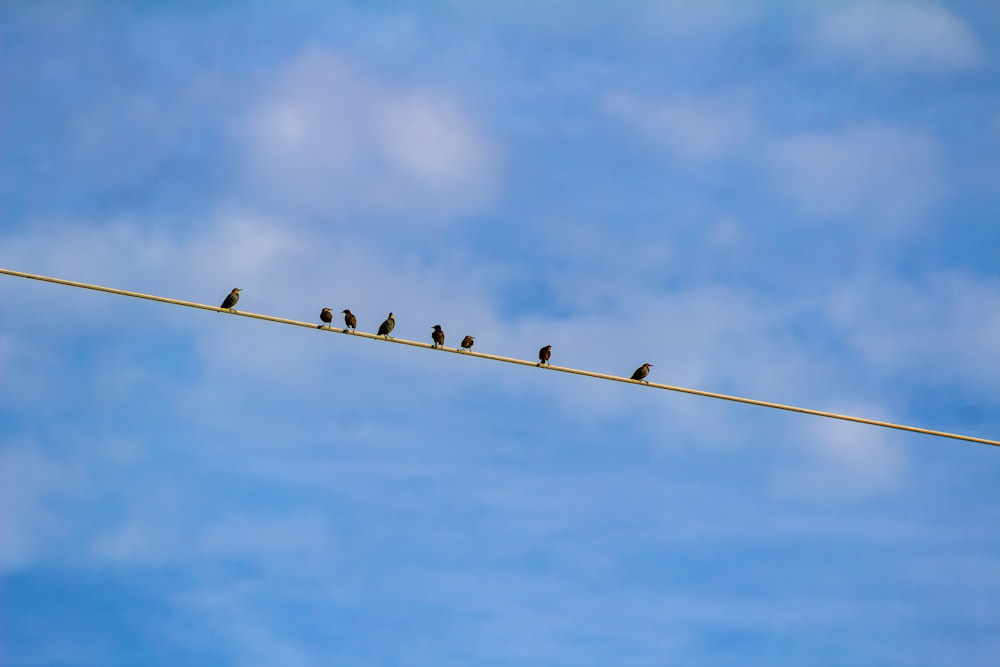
2 266 997 448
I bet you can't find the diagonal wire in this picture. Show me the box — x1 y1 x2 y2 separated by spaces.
2 266 997 448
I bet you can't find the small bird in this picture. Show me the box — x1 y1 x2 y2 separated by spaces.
431 325 445 349
630 363 653 383
342 309 357 333
319 307 333 329
220 288 241 311
460 335 475 352
538 345 552 367
377 312 395 339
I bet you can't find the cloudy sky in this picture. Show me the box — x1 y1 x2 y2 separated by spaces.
2 1 999 665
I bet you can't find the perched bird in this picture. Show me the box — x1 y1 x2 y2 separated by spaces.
460 335 475 352
377 312 395 339
538 345 552 367
319 307 333 329
630 363 654 383
342 309 357 333
431 325 445 349
220 288 241 311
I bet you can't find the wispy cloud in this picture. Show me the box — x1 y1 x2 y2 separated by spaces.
805 2 984 73
776 413 907 499
602 90 756 163
0 443 77 573
824 271 1000 390
769 122 945 230
238 47 500 221
629 0 762 39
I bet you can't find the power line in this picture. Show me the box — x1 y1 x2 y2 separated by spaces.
2 266 997 448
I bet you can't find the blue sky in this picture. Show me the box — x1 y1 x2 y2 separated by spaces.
2 1 999 665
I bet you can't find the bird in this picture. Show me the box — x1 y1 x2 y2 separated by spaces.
220 288 241 311
630 363 653 383
538 345 552 367
319 307 333 329
431 325 445 349
342 309 357 333
460 335 475 352
377 312 395 339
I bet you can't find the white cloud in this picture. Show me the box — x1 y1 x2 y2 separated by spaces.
770 122 945 229
0 213 311 350
824 271 1000 391
448 0 761 42
238 48 500 221
175 586 320 667
776 412 907 499
603 90 756 162
631 0 762 39
0 445 72 572
806 2 984 73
